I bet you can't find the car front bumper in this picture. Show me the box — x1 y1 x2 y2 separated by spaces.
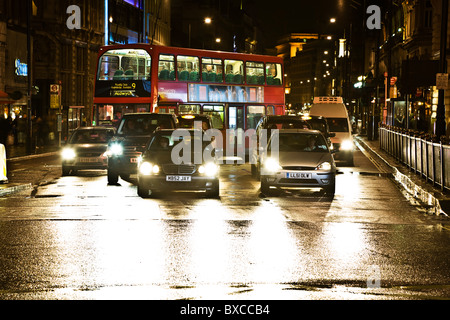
63 157 108 170
261 170 335 189
138 174 219 192
108 154 140 174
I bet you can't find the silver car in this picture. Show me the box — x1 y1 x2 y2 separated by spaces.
260 129 336 196
61 126 116 176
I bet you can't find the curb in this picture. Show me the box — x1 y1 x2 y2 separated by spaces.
7 151 60 162
0 183 33 197
355 136 449 217
1 151 59 197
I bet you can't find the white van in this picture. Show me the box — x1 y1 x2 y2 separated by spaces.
308 97 354 165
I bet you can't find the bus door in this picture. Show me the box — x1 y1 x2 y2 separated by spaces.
274 105 285 115
157 104 177 114
227 105 245 160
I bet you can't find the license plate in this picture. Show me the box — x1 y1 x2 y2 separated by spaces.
130 158 138 163
78 157 99 163
166 175 191 182
286 172 312 179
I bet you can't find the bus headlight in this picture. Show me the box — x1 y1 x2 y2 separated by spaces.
340 140 353 151
199 162 219 176
263 157 282 173
139 162 160 175
61 148 76 160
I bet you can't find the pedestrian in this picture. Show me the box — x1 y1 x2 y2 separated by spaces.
41 116 50 146
35 116 44 147
0 116 11 145
12 116 18 145
17 115 26 144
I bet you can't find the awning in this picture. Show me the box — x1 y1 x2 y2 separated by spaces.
0 91 14 104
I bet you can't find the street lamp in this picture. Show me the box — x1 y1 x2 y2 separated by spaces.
189 17 212 48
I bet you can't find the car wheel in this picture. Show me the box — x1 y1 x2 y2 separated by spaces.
62 166 70 176
137 184 151 198
120 173 130 180
347 158 354 166
107 169 119 185
206 184 220 198
324 183 335 197
260 179 271 195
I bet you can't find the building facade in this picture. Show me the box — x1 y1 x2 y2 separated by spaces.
0 0 171 149
356 0 449 136
278 33 335 113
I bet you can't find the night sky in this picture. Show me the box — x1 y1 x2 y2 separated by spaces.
250 0 360 46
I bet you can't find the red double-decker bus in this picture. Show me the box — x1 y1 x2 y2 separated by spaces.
93 44 285 131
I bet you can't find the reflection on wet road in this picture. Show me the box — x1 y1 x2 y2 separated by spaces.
0 148 449 300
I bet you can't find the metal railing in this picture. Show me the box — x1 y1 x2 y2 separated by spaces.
379 125 450 192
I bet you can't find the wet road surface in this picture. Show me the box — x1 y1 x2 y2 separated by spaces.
0 147 449 300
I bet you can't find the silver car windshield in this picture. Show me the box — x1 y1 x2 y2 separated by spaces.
69 130 114 144
271 133 328 152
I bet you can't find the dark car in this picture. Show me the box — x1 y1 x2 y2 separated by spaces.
251 115 311 177
177 114 213 131
61 126 116 176
107 113 178 184
137 129 219 198
302 115 335 149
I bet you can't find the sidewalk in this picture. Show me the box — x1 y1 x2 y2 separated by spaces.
355 135 450 217
5 143 60 160
0 143 61 196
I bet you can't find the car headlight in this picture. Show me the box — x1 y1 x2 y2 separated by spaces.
340 140 353 151
109 143 123 156
139 162 160 175
317 161 332 171
263 157 282 173
61 148 76 160
198 162 219 176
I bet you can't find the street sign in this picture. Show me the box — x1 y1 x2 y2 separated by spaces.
436 73 448 90
50 94 60 109
50 84 61 109
50 84 60 94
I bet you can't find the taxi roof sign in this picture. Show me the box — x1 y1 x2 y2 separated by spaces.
313 96 344 104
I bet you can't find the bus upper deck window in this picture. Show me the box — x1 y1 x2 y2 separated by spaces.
266 63 282 86
178 55 200 82
202 58 223 83
159 54 175 80
225 60 243 84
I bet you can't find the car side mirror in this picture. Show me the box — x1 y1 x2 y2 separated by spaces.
328 132 336 138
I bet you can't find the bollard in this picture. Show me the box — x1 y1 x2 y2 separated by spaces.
0 143 7 184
